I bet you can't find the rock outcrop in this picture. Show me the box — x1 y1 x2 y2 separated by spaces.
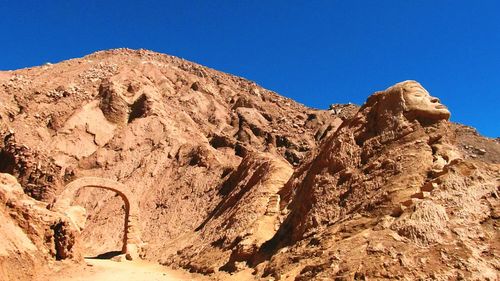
256 81 500 280
169 152 294 273
0 174 81 281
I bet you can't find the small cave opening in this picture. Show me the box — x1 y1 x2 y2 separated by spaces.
128 94 148 123
234 143 247 158
209 135 234 149
0 150 16 174
51 220 76 260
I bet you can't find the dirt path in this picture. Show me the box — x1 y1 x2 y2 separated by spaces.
44 258 210 281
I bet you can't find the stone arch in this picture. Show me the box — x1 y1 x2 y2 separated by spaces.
52 177 141 260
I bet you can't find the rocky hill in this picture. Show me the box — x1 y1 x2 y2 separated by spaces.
0 49 498 280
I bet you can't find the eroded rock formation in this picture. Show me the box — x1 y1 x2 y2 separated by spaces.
256 81 499 280
0 174 81 280
52 177 142 260
0 50 498 280
275 80 456 243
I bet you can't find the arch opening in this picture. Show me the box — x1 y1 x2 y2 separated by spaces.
75 187 128 259
52 177 141 260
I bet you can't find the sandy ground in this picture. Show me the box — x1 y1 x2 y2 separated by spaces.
43 258 210 281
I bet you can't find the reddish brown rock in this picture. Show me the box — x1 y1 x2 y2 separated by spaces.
0 50 498 280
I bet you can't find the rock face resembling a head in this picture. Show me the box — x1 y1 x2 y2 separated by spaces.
396 80 451 121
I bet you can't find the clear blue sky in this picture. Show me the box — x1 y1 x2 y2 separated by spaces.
1 1 498 137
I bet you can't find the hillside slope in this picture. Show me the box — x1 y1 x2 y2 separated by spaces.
0 50 498 280
0 48 341 268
